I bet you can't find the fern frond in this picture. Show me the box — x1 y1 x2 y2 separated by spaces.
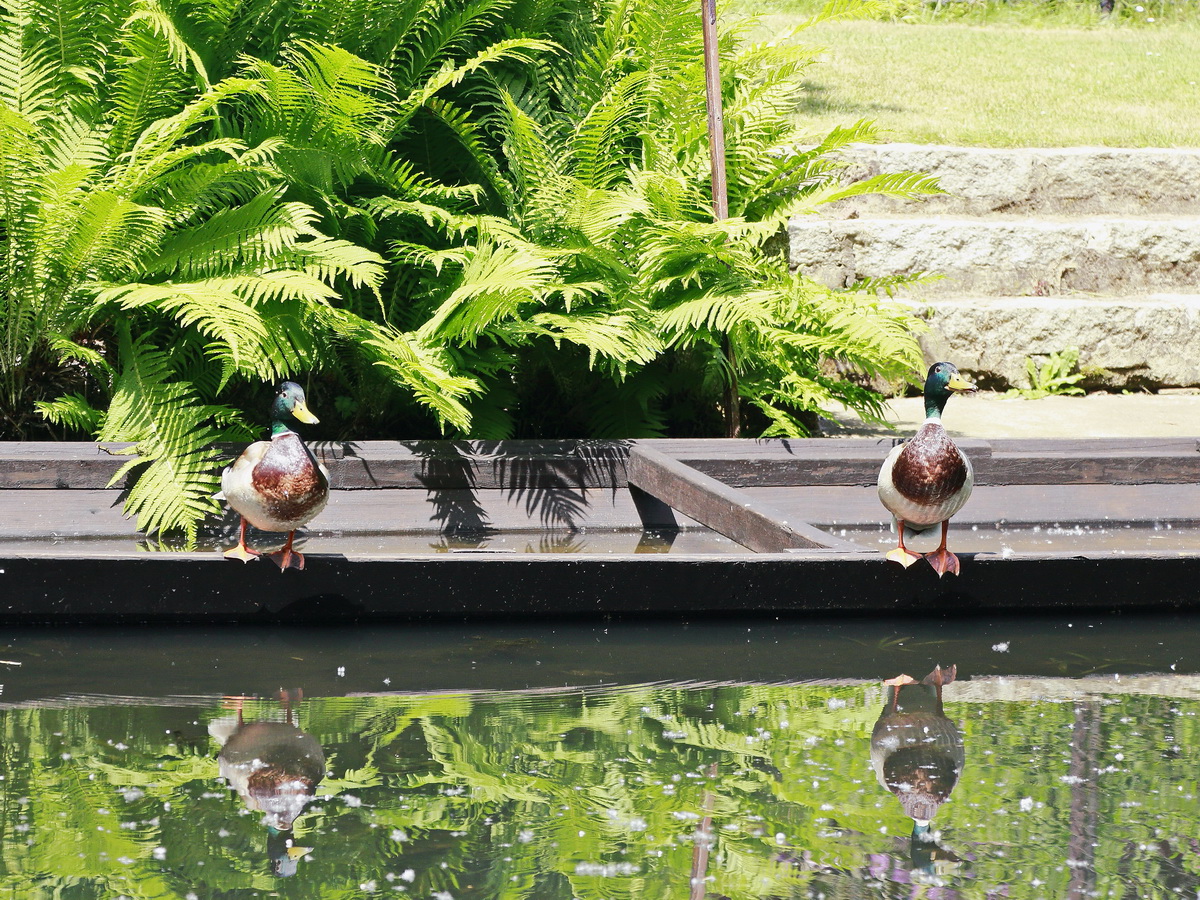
35 392 105 432
528 311 662 371
99 328 238 540
802 0 896 28
126 0 212 87
397 38 557 124
419 241 559 342
336 313 479 433
791 171 944 214
656 290 775 338
0 0 60 120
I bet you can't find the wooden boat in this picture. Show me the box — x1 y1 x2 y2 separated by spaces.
2 437 1200 621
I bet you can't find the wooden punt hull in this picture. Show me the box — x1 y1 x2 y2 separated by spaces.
1 437 1198 621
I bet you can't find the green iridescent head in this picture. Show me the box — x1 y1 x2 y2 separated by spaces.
269 382 319 435
923 362 976 418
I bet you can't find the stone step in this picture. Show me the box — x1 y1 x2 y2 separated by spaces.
788 215 1200 296
913 294 1200 390
836 144 1200 216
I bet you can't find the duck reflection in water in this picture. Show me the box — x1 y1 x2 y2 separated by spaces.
209 689 326 877
871 664 964 879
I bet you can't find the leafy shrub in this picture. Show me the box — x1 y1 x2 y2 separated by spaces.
1 0 936 537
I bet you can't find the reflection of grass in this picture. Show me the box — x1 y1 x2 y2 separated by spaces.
735 12 1200 147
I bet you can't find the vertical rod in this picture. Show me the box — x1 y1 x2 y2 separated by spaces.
700 0 739 437
701 0 729 221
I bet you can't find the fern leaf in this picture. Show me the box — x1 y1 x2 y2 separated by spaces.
99 329 238 540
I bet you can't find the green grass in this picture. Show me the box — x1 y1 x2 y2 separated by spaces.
733 6 1200 147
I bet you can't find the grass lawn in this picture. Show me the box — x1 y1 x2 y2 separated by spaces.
736 12 1200 146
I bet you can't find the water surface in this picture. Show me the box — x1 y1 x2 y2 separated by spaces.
2 614 1199 898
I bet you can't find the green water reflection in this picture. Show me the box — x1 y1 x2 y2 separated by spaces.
4 673 1200 898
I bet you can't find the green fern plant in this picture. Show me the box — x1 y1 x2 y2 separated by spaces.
4 0 940 538
1007 348 1086 400
1 0 532 536
380 0 938 438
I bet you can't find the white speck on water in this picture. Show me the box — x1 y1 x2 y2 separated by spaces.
153 847 166 860
359 881 377 892
400 869 415 882
992 642 1010 653
574 862 640 877
391 829 407 842
337 666 345 677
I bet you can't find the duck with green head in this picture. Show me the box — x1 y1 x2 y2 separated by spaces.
220 382 329 570
877 362 976 577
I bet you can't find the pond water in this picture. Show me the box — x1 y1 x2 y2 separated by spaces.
826 522 1200 555
4 613 1200 898
0 527 750 557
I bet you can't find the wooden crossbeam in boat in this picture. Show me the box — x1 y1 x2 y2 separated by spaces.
624 444 861 552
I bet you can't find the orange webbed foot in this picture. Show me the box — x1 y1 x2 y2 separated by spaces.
268 532 305 571
268 548 305 571
223 545 261 563
224 517 260 563
885 546 924 568
925 547 961 578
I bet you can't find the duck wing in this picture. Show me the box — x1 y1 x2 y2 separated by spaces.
890 424 969 507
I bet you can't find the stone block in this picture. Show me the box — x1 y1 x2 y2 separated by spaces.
912 295 1200 389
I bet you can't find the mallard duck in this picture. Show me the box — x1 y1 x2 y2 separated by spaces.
209 690 326 877
220 381 329 570
877 362 976 576
870 664 963 827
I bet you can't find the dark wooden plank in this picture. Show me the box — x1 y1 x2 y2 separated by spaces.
0 440 634 490
5 437 1200 490
2 551 1200 622
0 443 133 488
656 439 1200 487
978 456 1200 485
987 437 1200 454
625 444 861 552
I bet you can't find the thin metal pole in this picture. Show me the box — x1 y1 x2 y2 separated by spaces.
700 0 739 437
701 0 729 221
